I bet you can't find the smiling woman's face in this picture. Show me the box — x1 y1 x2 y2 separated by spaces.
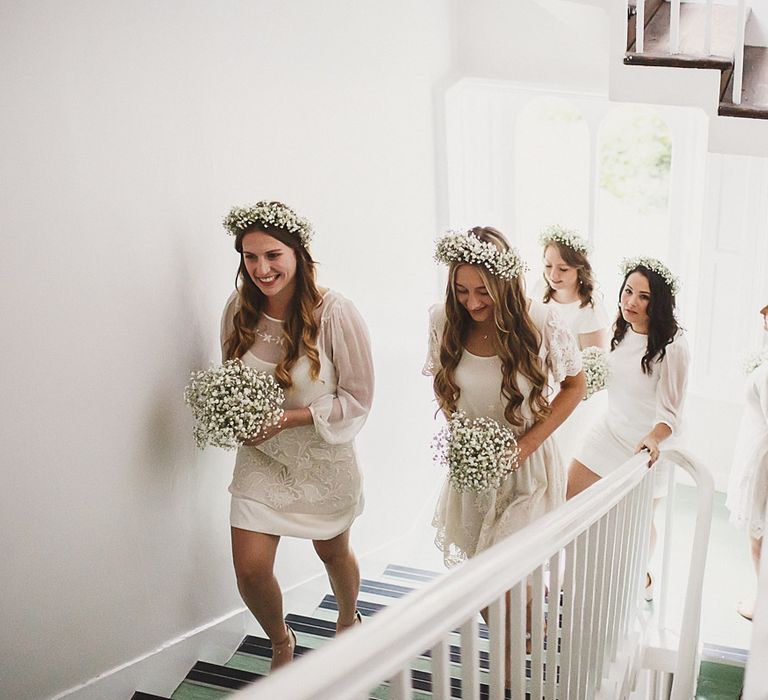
454 264 493 324
241 230 297 302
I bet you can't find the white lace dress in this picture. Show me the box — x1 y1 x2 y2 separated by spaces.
726 362 768 540
424 300 582 567
574 328 689 496
220 289 374 540
543 296 612 464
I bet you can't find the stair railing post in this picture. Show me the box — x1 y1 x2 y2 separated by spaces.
732 0 747 105
670 0 681 54
636 0 645 53
704 0 713 56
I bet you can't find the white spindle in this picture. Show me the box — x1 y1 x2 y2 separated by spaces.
569 531 589 698
508 582 526 699
430 639 451 700
530 565 545 698
658 467 677 630
636 0 646 53
487 598 505 699
704 0 713 56
460 617 480 700
545 550 560 699
560 538 577 696
670 0 681 54
389 667 412 700
733 0 747 105
583 522 601 699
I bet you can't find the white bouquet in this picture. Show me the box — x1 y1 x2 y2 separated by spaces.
184 359 285 450
432 412 520 493
742 347 768 375
582 347 609 400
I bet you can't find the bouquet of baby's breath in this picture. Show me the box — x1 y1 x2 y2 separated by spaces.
742 347 768 375
184 359 285 449
432 412 520 493
582 347 609 400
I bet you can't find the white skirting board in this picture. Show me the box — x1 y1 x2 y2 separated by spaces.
51 608 248 700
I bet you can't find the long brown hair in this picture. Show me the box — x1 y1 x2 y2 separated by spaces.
541 241 596 308
433 227 551 428
223 225 322 389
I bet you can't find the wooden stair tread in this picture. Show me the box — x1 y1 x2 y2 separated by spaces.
634 2 740 58
720 46 768 119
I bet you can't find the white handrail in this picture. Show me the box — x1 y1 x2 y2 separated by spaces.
229 449 712 700
732 0 747 105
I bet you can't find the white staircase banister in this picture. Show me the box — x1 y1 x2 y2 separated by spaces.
229 451 690 700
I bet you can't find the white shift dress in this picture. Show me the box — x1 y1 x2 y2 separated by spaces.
220 289 374 540
726 362 768 540
574 327 689 494
424 300 582 567
543 296 611 464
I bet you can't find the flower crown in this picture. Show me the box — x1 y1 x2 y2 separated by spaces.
538 224 592 255
223 201 313 249
434 230 527 281
620 256 680 296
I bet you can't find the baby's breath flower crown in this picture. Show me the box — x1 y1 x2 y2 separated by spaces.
620 256 680 296
538 224 592 255
434 230 527 281
223 201 313 249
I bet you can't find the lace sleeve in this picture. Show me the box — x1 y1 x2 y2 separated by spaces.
544 306 582 383
310 294 375 445
654 334 690 435
422 304 444 376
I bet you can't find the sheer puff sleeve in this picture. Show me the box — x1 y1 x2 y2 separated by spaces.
422 304 445 376
654 333 690 435
311 293 375 444
542 305 582 383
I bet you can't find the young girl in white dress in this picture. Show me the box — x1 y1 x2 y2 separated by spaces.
539 225 610 352
424 227 585 567
566 257 689 597
726 303 768 620
219 201 374 669
539 225 610 462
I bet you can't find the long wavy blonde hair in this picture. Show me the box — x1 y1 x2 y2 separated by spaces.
433 227 551 428
223 225 322 389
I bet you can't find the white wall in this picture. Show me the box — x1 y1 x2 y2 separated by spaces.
456 0 610 93
0 1 454 698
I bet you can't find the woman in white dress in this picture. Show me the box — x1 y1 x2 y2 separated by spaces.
539 225 610 352
425 227 585 567
726 303 768 620
219 201 374 669
566 257 689 597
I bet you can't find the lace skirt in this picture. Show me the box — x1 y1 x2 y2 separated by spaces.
432 434 565 568
229 426 364 539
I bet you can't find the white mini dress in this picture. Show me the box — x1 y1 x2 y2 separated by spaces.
726 362 768 540
574 327 689 494
220 289 374 540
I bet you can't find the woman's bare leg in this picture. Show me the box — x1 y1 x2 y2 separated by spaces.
313 529 360 632
566 459 601 500
231 527 294 668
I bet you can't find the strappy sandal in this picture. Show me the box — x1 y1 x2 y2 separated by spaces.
337 609 362 634
270 623 296 671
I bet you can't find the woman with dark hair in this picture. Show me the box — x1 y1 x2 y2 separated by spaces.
726 303 768 620
219 201 374 669
425 227 585 567
539 225 609 351
566 257 689 597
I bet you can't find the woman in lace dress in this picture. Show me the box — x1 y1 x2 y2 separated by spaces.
726 303 768 620
566 258 689 598
424 227 585 567
219 201 374 669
